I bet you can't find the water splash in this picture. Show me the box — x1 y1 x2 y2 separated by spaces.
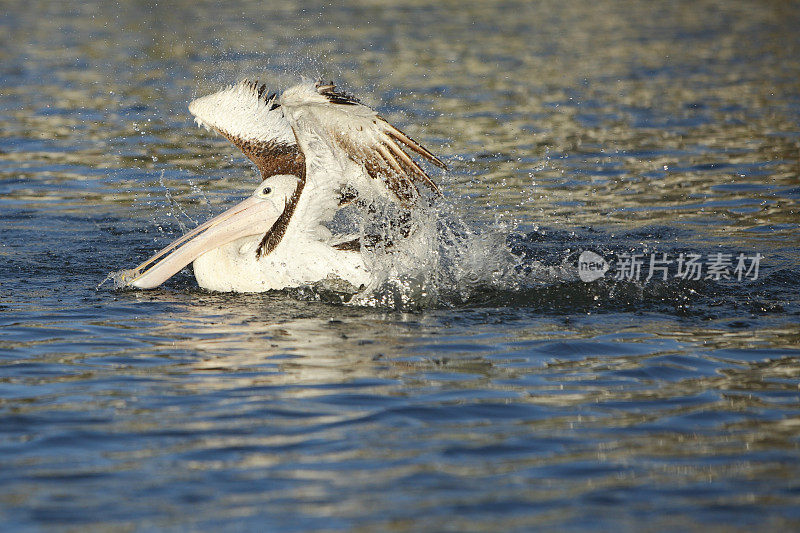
339 196 572 310
159 170 198 233
98 268 140 290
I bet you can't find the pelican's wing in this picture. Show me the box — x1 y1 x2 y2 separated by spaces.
279 81 446 206
188 81 305 180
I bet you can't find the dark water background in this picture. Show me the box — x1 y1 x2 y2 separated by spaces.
1 0 799 530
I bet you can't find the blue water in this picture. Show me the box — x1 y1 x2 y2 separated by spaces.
1 1 800 530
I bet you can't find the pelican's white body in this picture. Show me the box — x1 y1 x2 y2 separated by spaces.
193 236 369 292
120 80 443 293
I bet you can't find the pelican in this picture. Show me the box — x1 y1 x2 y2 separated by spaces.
116 80 446 292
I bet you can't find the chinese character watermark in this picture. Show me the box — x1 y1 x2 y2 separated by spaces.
577 251 762 283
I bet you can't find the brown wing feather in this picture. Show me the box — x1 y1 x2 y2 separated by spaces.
382 121 447 170
311 81 446 202
214 128 305 181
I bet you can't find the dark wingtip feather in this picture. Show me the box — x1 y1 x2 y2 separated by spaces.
241 79 283 110
315 80 361 106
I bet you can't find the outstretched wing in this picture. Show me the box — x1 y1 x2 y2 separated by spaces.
279 81 446 205
187 79 446 252
188 80 305 180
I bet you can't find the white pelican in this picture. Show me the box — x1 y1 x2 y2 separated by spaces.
117 80 446 292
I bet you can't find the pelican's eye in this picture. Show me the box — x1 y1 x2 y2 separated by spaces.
262 186 272 195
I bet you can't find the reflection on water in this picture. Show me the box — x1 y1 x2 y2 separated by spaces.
2 0 800 530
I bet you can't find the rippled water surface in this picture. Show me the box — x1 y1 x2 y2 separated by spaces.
2 1 800 530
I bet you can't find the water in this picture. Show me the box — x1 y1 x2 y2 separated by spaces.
2 0 800 530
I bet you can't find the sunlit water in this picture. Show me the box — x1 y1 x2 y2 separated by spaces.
2 1 799 530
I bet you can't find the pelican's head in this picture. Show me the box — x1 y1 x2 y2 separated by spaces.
252 173 302 207
123 174 303 289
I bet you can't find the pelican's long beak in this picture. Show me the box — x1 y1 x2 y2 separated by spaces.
121 195 280 289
